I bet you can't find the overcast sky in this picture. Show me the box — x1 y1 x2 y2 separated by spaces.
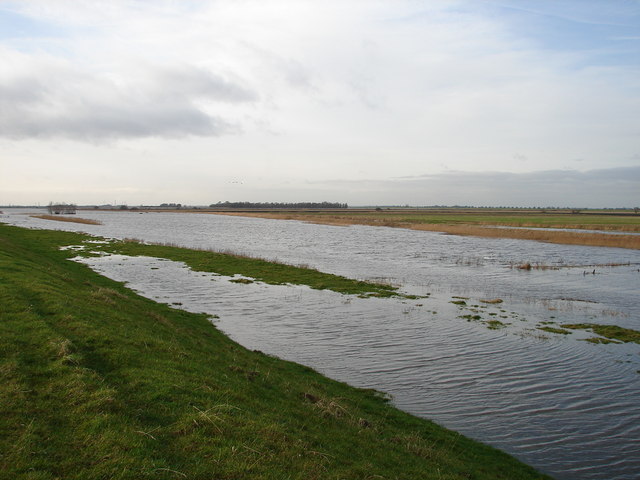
1 0 639 207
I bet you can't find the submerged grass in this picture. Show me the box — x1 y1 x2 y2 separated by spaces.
561 323 640 344
0 223 550 479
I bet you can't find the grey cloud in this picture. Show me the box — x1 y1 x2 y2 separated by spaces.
7 101 235 140
151 65 258 103
0 76 48 106
315 167 640 207
0 61 256 140
399 166 640 184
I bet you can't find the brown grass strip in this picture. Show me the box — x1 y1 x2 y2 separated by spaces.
31 215 102 225
206 212 640 250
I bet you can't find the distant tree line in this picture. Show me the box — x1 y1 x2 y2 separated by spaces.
210 201 348 209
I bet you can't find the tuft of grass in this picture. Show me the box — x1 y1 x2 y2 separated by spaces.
229 278 255 284
0 223 550 479
486 320 507 330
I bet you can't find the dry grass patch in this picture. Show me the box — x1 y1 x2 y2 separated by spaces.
31 214 102 225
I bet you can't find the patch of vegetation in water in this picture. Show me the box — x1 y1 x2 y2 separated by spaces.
450 300 467 306
480 298 504 304
582 337 622 345
561 323 640 344
486 320 508 330
229 278 254 284
537 326 571 335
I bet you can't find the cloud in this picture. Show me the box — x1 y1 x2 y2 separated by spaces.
310 167 640 207
0 49 256 140
0 1 638 207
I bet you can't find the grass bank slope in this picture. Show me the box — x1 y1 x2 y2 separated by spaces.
0 225 550 479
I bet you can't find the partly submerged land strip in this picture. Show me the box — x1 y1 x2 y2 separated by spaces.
205 210 640 250
97 238 399 297
0 223 550 479
31 214 103 225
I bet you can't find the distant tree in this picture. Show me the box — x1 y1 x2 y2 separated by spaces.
209 201 348 209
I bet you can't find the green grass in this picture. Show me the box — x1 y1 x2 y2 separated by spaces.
485 320 507 330
276 209 640 231
97 238 399 297
561 323 640 344
0 224 550 479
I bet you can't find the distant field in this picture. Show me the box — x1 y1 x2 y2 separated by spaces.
166 208 639 230
198 208 640 250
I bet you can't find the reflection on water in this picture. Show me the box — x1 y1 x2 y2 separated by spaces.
3 209 640 479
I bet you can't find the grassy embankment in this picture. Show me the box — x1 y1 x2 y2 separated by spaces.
206 209 640 250
0 224 550 479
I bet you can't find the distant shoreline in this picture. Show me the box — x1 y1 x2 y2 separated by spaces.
18 206 640 249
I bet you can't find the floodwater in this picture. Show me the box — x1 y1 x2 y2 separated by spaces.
2 209 640 479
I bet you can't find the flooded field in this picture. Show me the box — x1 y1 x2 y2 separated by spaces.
3 209 640 479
